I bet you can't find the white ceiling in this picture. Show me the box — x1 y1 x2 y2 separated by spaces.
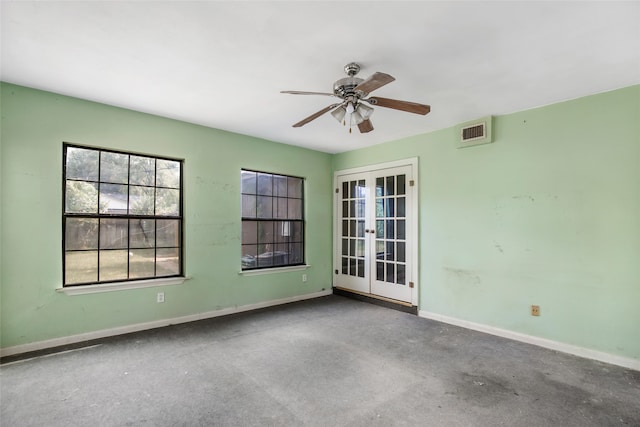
2 1 639 154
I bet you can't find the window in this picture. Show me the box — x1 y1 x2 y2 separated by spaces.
241 170 304 270
63 144 183 286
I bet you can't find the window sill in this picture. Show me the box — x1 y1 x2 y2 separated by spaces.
238 265 311 276
56 276 190 295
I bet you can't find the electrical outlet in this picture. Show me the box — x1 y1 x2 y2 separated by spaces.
531 305 540 316
157 292 165 303
302 274 307 282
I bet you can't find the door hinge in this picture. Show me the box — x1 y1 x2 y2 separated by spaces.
409 281 415 288
335 188 339 193
335 269 339 274
409 180 415 187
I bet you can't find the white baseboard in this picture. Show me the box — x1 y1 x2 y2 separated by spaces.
418 310 640 372
1 289 333 358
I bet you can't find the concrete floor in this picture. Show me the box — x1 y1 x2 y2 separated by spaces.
1 295 639 426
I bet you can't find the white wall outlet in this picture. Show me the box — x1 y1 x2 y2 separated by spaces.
157 292 165 303
302 274 307 282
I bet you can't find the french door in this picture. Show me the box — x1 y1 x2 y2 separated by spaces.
334 160 417 305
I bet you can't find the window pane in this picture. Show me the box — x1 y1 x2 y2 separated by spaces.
276 198 288 219
99 183 128 214
349 239 355 257
156 247 180 276
66 147 99 181
242 221 258 244
342 238 348 256
242 195 256 218
157 219 179 247
257 196 273 218
100 151 128 184
288 198 302 219
130 186 155 215
129 249 155 279
257 221 274 244
257 250 273 267
99 249 128 281
342 201 348 219
156 188 180 216
100 218 128 249
342 182 348 200
241 171 257 194
66 181 99 213
65 251 98 284
156 159 180 188
129 219 155 248
257 173 273 196
288 177 302 198
291 221 303 241
289 242 303 264
130 156 155 186
242 245 258 269
65 218 99 250
342 220 348 237
274 175 288 197
273 244 290 267
342 257 348 274
275 221 291 243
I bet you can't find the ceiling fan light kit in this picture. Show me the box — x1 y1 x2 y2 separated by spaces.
281 62 431 134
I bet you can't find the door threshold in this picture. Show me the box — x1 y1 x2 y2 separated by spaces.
333 287 417 314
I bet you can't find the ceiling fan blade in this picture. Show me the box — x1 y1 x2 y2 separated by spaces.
292 103 342 127
354 72 395 94
358 119 374 133
367 97 431 115
281 91 336 97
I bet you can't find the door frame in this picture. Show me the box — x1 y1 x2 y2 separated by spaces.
333 157 419 307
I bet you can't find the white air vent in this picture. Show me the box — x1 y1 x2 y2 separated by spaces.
456 116 493 148
462 123 486 141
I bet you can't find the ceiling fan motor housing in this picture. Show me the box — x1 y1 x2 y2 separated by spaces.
333 77 365 98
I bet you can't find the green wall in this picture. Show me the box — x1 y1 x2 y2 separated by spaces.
0 83 333 349
2 82 639 363
333 85 640 361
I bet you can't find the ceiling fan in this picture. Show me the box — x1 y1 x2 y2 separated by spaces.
281 62 430 133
